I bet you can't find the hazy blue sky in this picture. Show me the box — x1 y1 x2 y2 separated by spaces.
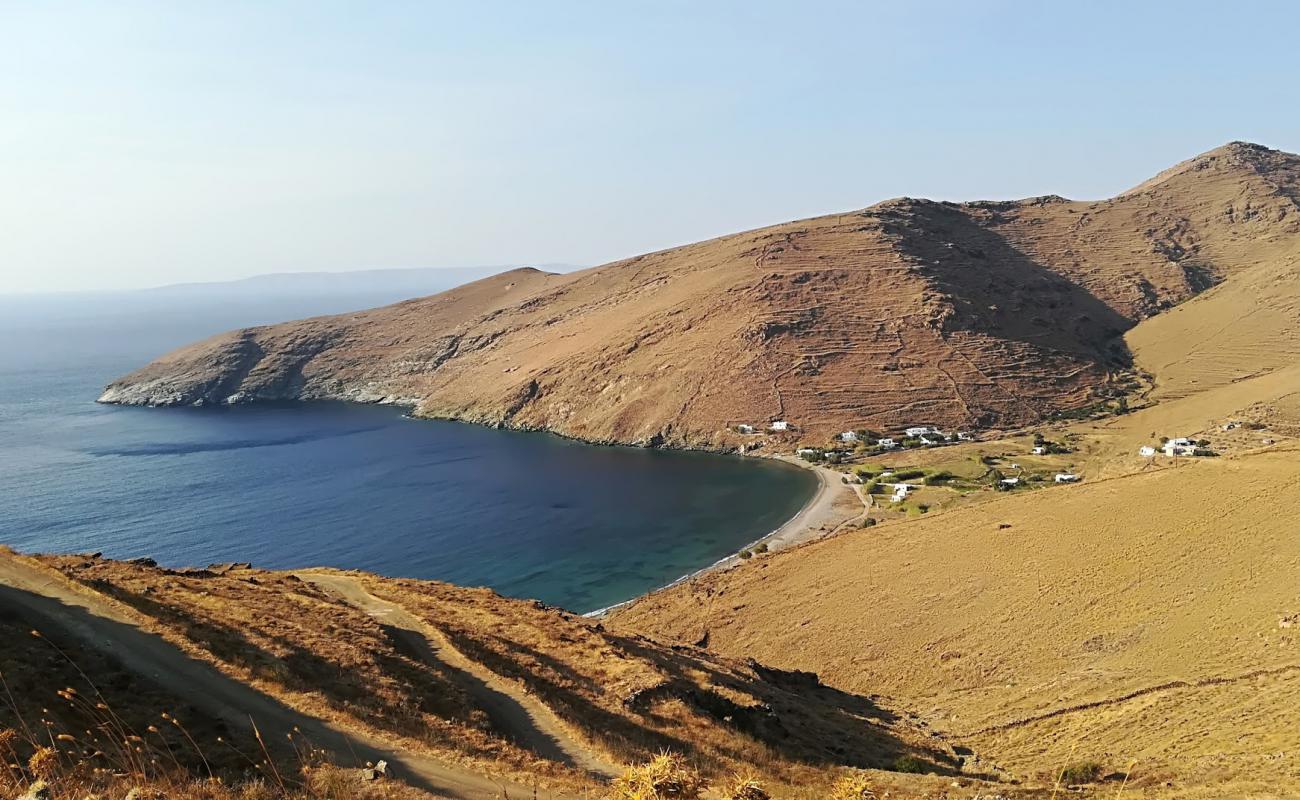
3 1 1298 293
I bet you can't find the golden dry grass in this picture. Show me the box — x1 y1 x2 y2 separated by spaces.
611 443 1300 794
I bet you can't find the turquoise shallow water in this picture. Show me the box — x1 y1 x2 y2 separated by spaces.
0 294 816 613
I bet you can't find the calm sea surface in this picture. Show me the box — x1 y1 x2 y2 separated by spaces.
0 293 815 612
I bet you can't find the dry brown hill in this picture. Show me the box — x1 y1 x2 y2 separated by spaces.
100 142 1300 448
609 442 1300 796
0 548 973 799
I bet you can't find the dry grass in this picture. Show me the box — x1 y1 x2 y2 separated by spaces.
360 574 957 789
34 554 567 780
0 614 426 800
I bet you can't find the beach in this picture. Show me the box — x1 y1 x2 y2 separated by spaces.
587 456 866 616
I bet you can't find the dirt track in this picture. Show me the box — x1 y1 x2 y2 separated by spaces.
299 572 618 779
0 551 578 799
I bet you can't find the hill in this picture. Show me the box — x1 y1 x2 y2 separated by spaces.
609 440 1300 796
99 142 1300 448
0 548 978 800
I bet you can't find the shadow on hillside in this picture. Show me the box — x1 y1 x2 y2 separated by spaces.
878 200 1135 368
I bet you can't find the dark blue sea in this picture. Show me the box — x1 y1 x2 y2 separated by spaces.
0 291 815 613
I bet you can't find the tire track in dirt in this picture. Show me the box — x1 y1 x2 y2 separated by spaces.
0 551 580 799
965 663 1300 736
298 572 619 780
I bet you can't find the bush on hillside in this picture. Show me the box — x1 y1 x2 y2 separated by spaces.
609 753 706 799
828 773 877 799
891 468 926 481
1058 761 1104 785
892 755 930 773
720 774 770 800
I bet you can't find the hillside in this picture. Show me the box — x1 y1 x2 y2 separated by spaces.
0 548 977 800
99 142 1300 448
609 441 1300 796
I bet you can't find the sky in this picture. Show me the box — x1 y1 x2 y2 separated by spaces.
3 1 1299 294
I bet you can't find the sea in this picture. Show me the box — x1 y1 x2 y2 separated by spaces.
0 288 815 613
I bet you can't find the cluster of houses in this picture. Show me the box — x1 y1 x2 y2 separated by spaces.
736 420 790 435
1139 437 1207 457
847 425 973 450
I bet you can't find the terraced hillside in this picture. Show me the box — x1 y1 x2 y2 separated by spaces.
100 142 1300 448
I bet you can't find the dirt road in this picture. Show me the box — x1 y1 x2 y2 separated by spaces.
0 551 580 799
298 572 618 780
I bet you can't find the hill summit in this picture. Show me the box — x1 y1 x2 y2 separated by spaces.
100 142 1300 448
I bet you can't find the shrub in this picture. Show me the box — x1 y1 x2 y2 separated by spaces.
1058 760 1104 785
610 753 706 799
862 479 881 494
892 755 929 774
923 470 955 485
720 774 769 800
739 549 753 560
859 517 876 528
828 773 876 800
892 468 926 481
754 543 769 554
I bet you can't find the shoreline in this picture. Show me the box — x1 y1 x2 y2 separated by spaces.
585 455 862 618
100 394 860 618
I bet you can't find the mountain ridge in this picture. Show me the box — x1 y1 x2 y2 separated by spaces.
100 142 1300 449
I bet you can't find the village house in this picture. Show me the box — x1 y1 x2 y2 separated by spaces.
999 477 1020 487
1031 445 1048 455
795 447 819 458
890 483 915 503
877 438 898 449
956 431 974 441
769 420 789 432
1054 473 1079 483
839 431 858 443
1139 445 1157 457
1164 437 1197 456
904 425 937 437
736 424 755 434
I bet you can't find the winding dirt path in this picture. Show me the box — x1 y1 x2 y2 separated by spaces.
298 572 618 780
0 551 578 799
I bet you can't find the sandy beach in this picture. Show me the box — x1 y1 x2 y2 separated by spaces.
587 456 866 616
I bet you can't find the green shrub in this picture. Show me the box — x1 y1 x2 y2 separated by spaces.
1058 761 1104 785
739 549 753 560
859 517 876 528
892 755 930 774
892 468 925 481
923 470 954 485
754 543 768 554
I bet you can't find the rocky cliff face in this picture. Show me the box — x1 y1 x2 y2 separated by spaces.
101 142 1300 448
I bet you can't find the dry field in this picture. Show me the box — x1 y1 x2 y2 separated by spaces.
611 443 1300 795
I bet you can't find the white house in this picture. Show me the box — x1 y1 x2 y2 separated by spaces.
918 435 937 446
1054 473 1079 483
1164 437 1197 456
904 426 937 437
769 420 789 432
839 431 858 443
890 483 915 503
1139 445 1157 457
999 477 1020 487
796 448 819 457
736 424 755 434
956 431 974 441
877 438 898 449
1031 445 1048 455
